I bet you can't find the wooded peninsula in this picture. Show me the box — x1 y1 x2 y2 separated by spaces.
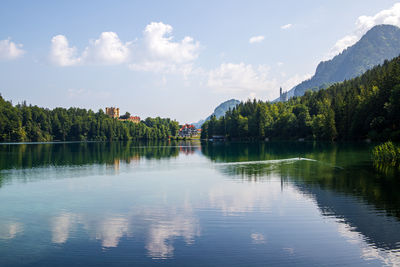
0 98 179 142
201 55 400 142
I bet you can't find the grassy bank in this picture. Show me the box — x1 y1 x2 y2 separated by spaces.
372 141 400 165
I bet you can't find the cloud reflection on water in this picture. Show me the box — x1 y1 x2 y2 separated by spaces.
51 212 131 248
0 221 23 240
48 206 200 259
51 212 78 244
251 233 266 244
94 217 130 248
145 208 200 259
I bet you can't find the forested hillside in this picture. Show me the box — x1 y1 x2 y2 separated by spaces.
0 98 179 142
202 55 400 141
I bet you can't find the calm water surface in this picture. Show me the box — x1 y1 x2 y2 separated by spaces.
0 141 400 266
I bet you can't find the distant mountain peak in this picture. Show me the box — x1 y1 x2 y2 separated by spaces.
192 99 240 128
275 24 400 100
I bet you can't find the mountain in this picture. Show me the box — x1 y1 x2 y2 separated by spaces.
193 99 240 128
276 24 400 100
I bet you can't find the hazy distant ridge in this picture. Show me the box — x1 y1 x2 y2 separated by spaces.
193 99 240 128
276 24 400 100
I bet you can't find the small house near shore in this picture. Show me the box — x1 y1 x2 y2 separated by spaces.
179 124 199 137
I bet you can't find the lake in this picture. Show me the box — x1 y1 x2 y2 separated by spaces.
0 141 400 266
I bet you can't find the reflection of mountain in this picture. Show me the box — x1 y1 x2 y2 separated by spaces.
294 182 400 251
202 141 400 254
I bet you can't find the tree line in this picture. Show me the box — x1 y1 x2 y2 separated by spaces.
202 55 400 141
0 97 179 142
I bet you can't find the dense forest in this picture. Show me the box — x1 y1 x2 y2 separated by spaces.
0 97 179 142
201 55 400 141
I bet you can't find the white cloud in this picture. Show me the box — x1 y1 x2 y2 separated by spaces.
249 35 265 44
0 38 25 60
82 32 131 65
129 22 200 74
281 24 292 30
327 3 400 59
208 62 278 100
50 35 81 66
50 32 130 66
50 22 200 74
143 22 199 63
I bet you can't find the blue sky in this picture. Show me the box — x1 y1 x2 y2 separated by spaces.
0 0 399 123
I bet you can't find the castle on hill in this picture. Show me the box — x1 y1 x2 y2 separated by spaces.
105 107 140 124
279 87 288 102
105 107 120 118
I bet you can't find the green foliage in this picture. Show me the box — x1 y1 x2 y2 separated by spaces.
202 54 400 141
372 141 400 165
119 112 131 119
0 96 179 142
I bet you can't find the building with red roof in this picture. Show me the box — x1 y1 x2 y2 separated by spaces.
179 124 198 137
